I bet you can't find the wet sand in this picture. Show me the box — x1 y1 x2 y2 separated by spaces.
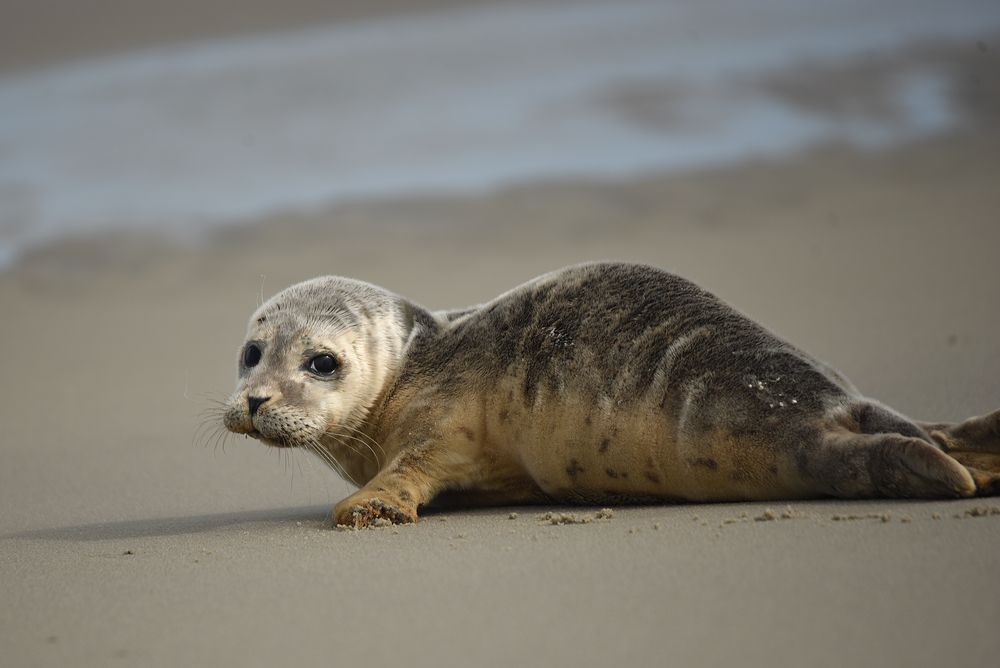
0 0 502 74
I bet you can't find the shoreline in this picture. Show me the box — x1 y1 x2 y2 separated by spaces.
3 7 998 270
8 120 998 282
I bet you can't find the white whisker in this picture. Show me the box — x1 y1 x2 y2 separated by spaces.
301 434 360 488
326 424 386 470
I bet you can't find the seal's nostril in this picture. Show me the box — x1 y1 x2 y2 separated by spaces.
248 396 270 417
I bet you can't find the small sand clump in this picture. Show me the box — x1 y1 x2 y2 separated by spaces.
962 506 1000 518
539 512 592 525
779 506 804 520
508 512 519 520
334 518 397 531
538 508 615 525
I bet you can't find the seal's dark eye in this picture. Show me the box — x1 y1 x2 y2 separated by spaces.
308 354 338 375
243 343 262 368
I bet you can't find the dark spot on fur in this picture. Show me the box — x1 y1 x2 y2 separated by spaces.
585 415 592 426
645 471 661 484
688 457 718 471
605 468 619 479
498 409 510 423
398 490 412 502
393 449 425 476
598 438 611 453
458 426 476 441
730 469 752 482
256 315 267 325
566 459 585 479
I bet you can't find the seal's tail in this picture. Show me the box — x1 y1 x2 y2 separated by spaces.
917 408 1000 455
916 408 1000 496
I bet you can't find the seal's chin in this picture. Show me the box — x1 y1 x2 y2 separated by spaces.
248 427 295 449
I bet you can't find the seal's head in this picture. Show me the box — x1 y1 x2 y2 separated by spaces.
222 276 412 452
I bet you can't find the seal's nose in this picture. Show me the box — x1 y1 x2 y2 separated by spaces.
248 396 270 417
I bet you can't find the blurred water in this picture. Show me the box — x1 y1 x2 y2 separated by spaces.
1 0 999 266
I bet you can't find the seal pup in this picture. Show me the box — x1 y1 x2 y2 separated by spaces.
222 262 1000 528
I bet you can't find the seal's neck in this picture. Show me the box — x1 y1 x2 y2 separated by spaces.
365 301 443 425
332 300 444 480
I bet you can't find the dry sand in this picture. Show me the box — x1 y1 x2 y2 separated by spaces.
3 4 1000 668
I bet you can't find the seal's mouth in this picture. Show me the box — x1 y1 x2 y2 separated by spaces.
247 428 294 449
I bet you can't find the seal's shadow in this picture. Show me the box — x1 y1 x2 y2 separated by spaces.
3 506 330 541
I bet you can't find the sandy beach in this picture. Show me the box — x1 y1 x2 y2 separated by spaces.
2 2 1000 667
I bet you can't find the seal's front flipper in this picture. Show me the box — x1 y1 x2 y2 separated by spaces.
920 409 1000 454
331 443 449 529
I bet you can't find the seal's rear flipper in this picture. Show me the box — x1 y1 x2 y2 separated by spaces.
919 409 1000 454
810 429 976 499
